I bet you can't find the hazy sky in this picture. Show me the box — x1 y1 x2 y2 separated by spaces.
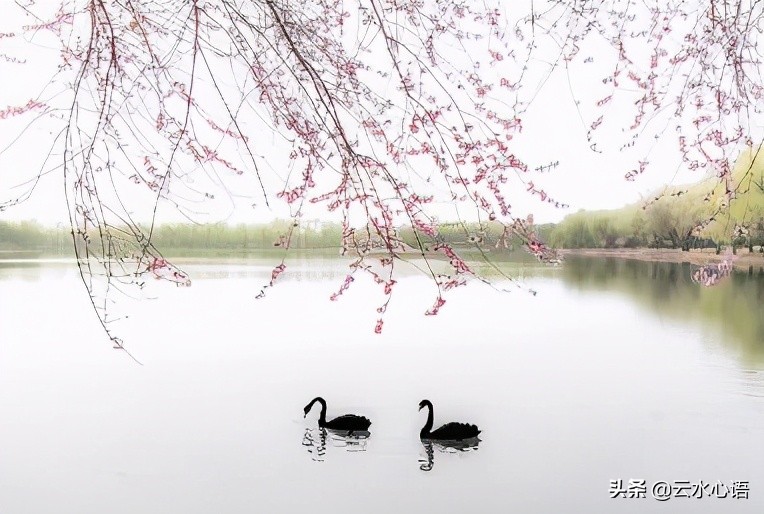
0 1 712 227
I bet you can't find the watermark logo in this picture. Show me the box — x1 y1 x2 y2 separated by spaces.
609 479 749 501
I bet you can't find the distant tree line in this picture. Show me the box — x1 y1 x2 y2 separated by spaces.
0 220 344 254
0 221 68 253
3 146 763 256
398 222 554 252
148 221 343 251
549 202 764 252
550 149 764 252
4 209 761 256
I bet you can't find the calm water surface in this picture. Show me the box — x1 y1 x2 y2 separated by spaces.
1 255 763 513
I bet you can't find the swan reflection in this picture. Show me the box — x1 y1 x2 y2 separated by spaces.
302 428 370 462
418 438 481 472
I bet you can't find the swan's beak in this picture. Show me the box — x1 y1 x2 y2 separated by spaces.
418 402 425 410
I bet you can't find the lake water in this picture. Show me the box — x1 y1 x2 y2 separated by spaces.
1 255 763 513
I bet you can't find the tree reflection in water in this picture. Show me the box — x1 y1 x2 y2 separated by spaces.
560 257 764 363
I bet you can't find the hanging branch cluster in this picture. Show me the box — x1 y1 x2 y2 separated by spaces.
535 0 763 198
1 0 761 349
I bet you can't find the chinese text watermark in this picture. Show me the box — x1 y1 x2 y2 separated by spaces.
609 479 749 501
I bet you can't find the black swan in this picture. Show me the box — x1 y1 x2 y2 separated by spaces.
303 397 371 434
419 399 480 440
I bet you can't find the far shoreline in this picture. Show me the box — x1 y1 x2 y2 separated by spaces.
560 248 764 271
2 246 764 273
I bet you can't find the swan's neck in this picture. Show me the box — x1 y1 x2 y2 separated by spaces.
421 404 434 437
316 398 327 426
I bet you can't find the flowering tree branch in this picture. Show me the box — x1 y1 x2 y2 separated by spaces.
1 0 761 351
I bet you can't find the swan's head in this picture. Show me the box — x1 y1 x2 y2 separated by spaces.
303 396 325 417
418 399 432 411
